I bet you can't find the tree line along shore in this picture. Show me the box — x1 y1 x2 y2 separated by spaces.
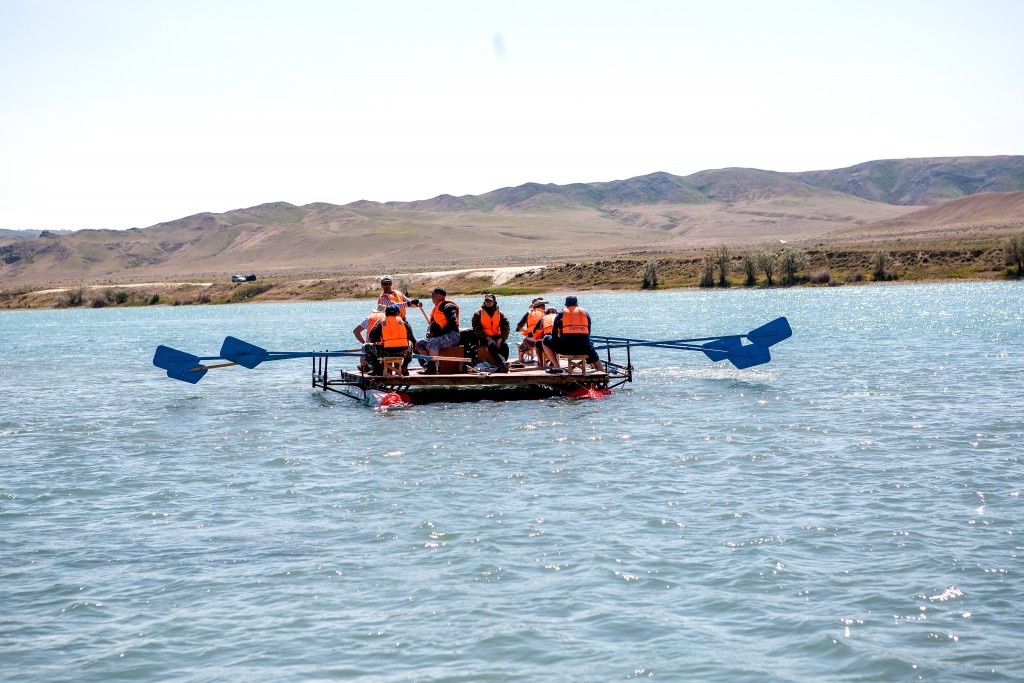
2 238 1022 311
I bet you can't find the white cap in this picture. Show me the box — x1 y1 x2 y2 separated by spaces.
379 275 393 283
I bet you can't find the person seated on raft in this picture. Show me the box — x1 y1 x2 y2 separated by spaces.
363 304 416 376
529 306 558 366
353 303 387 344
471 294 511 372
541 295 604 374
515 297 548 363
410 287 461 375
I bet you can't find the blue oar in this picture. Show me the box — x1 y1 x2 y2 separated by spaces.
591 317 790 369
700 336 770 368
154 340 362 383
220 336 362 369
152 345 236 384
594 317 792 349
593 337 770 368
745 317 792 347
221 336 475 369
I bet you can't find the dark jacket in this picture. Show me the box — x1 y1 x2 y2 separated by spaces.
428 301 460 338
471 307 510 341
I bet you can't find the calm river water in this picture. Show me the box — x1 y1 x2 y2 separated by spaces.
1 283 1022 682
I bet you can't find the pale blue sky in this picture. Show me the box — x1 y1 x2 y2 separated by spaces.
2 0 1022 231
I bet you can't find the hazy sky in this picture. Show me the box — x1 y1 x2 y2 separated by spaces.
2 0 1022 231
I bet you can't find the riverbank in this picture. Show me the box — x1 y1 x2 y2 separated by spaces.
1 242 1019 310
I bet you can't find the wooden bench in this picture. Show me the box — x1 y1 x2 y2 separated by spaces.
382 357 404 377
565 355 588 375
436 346 467 374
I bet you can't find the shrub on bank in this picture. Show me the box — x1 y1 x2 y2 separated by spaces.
639 259 659 289
808 267 831 284
1005 234 1024 278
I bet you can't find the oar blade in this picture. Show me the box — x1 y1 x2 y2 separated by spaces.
219 336 269 369
164 362 208 384
701 337 771 368
153 345 200 370
728 343 771 369
702 336 743 363
747 317 792 347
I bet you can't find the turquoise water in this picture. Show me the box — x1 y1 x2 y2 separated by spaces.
2 283 1022 682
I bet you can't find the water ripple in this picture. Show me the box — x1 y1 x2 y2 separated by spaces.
2 284 1023 681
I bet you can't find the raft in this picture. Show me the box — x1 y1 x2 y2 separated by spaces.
311 353 633 405
153 317 791 407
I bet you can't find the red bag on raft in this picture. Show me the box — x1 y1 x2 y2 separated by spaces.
566 386 611 400
373 391 412 407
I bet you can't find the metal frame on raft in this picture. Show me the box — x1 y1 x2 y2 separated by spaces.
310 344 634 404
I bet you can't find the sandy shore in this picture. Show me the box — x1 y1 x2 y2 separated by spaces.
399 266 546 286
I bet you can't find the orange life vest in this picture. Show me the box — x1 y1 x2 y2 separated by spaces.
380 316 408 348
561 306 589 334
535 312 556 340
430 300 460 329
380 290 407 317
366 311 385 335
524 308 544 338
479 308 502 336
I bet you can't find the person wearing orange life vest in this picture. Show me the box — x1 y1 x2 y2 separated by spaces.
515 297 548 363
377 275 418 318
471 294 511 372
542 295 604 374
529 306 558 366
363 305 416 375
352 303 387 371
353 304 387 344
411 287 461 375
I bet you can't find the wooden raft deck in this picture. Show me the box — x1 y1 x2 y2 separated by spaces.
312 357 633 403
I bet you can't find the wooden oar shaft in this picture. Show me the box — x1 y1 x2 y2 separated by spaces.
190 361 237 371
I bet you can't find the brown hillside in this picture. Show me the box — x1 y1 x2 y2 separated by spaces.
868 191 1024 228
838 191 1024 242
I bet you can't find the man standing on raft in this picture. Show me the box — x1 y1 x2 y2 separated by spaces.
377 275 417 318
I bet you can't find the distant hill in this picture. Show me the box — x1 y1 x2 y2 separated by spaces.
3 156 1024 286
790 156 1024 205
0 229 72 238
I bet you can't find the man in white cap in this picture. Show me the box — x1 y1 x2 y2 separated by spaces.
353 303 387 344
377 275 417 318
